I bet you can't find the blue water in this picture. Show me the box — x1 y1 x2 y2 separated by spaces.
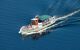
0 0 80 50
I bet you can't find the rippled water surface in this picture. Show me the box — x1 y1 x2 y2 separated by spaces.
0 0 80 50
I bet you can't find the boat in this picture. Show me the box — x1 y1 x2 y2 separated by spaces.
19 15 57 36
19 9 80 38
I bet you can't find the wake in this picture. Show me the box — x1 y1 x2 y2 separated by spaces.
56 9 80 20
49 9 80 30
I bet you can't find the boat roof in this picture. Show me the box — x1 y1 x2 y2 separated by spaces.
31 18 38 20
38 15 51 21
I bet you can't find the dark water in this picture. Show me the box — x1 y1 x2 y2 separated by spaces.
0 0 80 50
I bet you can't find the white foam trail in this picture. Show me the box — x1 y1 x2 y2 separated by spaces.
47 9 80 30
47 21 65 29
37 9 80 32
56 9 80 21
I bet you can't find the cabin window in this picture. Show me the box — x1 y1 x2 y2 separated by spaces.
38 19 43 23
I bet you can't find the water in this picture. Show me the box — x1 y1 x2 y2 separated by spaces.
0 0 80 50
